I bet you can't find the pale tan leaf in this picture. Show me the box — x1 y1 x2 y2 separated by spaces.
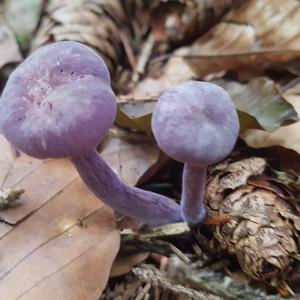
115 47 196 133
185 0 300 77
100 129 160 186
0 134 120 300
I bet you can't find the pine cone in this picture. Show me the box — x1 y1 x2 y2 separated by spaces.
149 0 243 44
32 0 133 74
199 157 300 292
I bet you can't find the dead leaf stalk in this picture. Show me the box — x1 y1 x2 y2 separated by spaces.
130 33 155 87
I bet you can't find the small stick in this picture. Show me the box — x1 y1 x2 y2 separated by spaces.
119 30 136 70
135 282 151 300
130 34 155 87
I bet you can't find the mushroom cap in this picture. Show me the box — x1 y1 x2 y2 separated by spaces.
0 41 116 159
152 81 239 165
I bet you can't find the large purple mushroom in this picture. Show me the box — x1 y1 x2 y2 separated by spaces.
152 81 240 226
0 41 181 226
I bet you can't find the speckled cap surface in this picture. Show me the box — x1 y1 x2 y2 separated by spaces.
0 41 116 158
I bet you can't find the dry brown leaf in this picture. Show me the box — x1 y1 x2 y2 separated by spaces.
100 128 160 186
115 47 196 132
110 251 149 277
185 0 300 78
0 9 22 68
0 134 120 300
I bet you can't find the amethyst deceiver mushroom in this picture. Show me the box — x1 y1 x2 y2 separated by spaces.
0 41 181 225
152 81 240 226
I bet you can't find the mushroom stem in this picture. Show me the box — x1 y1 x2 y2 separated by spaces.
71 149 182 225
181 164 207 226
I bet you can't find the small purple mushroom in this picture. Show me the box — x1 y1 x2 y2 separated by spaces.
0 41 181 226
152 81 240 226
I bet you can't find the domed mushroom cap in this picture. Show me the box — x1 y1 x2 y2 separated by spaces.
152 81 239 165
0 41 116 159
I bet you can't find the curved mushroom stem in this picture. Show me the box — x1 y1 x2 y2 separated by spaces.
70 149 182 225
181 164 208 226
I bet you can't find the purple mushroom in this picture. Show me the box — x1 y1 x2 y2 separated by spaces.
0 41 181 226
152 81 240 226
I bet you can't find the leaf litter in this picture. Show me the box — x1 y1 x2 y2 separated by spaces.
1 0 300 299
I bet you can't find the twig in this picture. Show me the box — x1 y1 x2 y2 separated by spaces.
120 30 136 70
133 265 221 300
166 256 293 300
117 95 159 104
107 127 153 142
135 282 151 300
280 76 300 94
121 222 190 239
130 33 155 87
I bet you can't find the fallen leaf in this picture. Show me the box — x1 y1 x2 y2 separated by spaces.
4 0 44 51
215 77 298 131
241 91 300 155
115 46 199 133
116 75 298 136
184 0 300 77
100 128 160 186
116 100 155 134
0 134 120 300
110 251 149 277
0 9 22 68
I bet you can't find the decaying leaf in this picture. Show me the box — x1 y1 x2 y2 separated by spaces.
0 7 22 68
215 77 298 131
110 251 149 277
4 0 44 51
116 98 156 134
200 157 300 291
115 55 197 132
0 134 120 300
116 75 298 135
100 128 160 186
185 0 300 77
241 92 300 154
